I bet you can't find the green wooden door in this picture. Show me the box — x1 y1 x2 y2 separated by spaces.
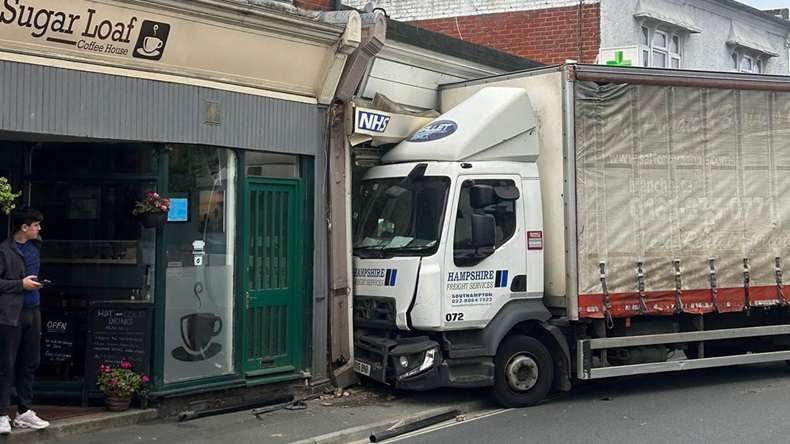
242 179 302 377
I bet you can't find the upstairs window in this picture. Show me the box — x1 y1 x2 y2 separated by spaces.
732 53 763 73
639 26 681 68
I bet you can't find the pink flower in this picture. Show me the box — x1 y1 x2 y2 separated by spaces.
104 367 111 373
111 377 118 383
120 361 131 369
142 375 150 383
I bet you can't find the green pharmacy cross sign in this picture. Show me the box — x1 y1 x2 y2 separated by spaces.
606 50 632 67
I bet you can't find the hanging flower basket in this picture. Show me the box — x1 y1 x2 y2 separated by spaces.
133 193 171 228
139 211 168 228
104 391 133 412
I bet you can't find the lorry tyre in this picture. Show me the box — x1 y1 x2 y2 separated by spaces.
492 335 553 408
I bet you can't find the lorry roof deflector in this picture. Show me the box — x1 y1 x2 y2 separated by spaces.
382 87 540 164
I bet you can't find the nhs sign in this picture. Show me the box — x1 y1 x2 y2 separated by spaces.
357 110 391 133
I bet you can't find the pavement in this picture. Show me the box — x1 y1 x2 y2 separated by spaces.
0 384 496 444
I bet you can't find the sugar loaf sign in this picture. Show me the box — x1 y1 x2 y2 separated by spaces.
1 0 170 61
0 0 358 102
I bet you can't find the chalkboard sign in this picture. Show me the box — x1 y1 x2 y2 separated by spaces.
83 301 152 405
41 314 76 364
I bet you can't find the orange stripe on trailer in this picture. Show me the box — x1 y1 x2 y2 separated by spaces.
577 285 788 319
749 285 785 307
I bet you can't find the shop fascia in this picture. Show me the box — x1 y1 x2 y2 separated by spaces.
0 0 361 103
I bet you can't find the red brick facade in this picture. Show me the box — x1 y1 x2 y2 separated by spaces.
408 4 600 64
294 0 335 11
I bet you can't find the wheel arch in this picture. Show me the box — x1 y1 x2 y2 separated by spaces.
481 300 572 393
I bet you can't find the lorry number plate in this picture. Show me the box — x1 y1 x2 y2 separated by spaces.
354 360 371 376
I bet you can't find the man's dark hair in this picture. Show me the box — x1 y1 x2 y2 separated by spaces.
11 206 43 233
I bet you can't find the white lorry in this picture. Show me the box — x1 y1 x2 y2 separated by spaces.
351 64 790 407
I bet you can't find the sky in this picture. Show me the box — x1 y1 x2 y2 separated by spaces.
737 0 788 9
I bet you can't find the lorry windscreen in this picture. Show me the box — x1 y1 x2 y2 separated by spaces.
353 176 449 256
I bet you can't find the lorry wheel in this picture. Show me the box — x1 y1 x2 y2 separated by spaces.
492 335 553 408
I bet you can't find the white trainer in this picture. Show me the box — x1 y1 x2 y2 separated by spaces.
0 415 10 434
13 410 49 430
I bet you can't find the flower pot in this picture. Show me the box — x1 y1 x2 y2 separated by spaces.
104 392 133 412
139 211 168 228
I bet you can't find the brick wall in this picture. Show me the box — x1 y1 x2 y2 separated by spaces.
408 4 601 64
342 0 589 22
294 0 335 10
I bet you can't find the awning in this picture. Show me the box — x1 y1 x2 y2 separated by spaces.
727 21 779 57
634 0 701 33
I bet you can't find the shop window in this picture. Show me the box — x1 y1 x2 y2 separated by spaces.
163 145 237 383
31 143 158 176
26 143 159 384
245 152 299 178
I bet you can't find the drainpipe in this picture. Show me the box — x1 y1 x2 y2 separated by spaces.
315 11 362 104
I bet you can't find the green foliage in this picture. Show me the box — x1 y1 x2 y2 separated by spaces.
0 177 21 215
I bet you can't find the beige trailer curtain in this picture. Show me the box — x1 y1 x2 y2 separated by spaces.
575 81 790 316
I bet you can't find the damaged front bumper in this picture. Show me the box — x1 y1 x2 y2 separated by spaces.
353 333 442 391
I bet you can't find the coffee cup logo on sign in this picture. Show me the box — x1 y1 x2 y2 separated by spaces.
133 20 170 61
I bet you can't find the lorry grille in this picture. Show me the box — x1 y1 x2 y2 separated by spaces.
354 296 397 328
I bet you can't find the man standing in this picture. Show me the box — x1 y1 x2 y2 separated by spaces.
0 207 49 433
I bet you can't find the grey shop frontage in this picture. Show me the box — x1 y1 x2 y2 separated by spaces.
1 139 313 402
0 0 358 406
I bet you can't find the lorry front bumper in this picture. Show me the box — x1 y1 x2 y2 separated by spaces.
354 333 443 390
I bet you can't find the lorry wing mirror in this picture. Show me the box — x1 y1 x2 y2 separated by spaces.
471 213 496 251
469 185 494 208
494 185 520 201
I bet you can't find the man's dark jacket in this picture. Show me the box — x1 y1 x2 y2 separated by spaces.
0 236 41 326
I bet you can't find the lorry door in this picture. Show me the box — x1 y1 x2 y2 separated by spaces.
443 175 527 329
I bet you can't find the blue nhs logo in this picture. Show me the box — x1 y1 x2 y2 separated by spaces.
357 110 391 133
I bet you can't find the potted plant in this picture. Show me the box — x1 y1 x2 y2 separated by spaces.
96 361 149 411
0 177 21 215
132 192 171 228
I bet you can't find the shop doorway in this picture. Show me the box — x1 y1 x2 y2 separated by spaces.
242 178 302 378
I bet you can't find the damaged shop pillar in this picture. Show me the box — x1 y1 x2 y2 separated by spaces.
328 103 356 389
322 9 387 389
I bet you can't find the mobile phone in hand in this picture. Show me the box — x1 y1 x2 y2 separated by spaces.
40 279 51 286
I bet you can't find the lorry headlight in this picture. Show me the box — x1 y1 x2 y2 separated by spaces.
400 347 437 379
399 356 410 368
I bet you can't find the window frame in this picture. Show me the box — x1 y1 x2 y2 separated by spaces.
731 51 764 74
637 24 682 69
452 178 519 266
